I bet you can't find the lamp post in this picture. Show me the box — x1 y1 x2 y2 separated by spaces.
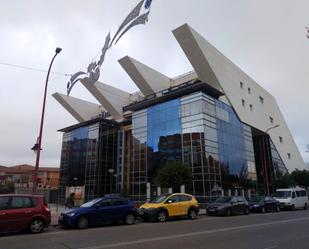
32 47 62 194
108 169 115 194
262 124 280 195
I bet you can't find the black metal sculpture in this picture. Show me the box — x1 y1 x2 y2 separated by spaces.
67 0 153 95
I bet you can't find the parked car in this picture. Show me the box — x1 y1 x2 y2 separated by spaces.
59 196 138 229
248 196 280 213
139 193 199 222
273 187 308 210
0 194 51 234
207 196 249 216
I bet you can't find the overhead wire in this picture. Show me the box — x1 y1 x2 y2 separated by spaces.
0 62 71 77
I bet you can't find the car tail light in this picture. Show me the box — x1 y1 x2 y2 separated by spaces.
43 203 50 212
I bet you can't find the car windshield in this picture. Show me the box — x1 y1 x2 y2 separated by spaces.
214 197 232 203
150 194 170 203
80 198 101 208
249 196 264 202
273 191 291 198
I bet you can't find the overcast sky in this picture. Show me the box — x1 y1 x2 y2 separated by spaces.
0 0 308 167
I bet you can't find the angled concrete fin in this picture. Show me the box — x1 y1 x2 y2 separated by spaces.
173 24 222 91
118 56 171 96
81 79 130 120
174 23 304 171
52 93 101 122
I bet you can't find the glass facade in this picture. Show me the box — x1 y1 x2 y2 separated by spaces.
58 120 120 203
253 134 287 194
58 87 288 203
131 91 259 201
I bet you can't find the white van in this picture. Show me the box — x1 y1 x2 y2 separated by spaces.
273 187 308 210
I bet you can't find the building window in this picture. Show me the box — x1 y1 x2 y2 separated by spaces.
269 116 274 123
279 136 283 143
242 99 245 107
259 96 264 103
249 104 253 111
287 153 291 159
240 82 243 89
248 87 251 94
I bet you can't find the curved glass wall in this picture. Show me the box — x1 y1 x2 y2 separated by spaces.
131 91 258 201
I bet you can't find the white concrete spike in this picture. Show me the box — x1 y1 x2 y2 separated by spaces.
118 56 171 96
81 79 131 120
52 92 101 122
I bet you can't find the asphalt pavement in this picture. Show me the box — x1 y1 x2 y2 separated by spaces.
1 210 309 249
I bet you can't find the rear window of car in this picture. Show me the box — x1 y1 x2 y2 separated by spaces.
11 197 36 209
301 191 307 197
237 197 245 202
179 195 192 202
0 197 10 210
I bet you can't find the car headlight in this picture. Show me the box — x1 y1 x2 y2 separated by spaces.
217 206 225 210
253 204 260 207
67 212 76 217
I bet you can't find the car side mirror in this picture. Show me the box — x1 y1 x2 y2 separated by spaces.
166 200 173 204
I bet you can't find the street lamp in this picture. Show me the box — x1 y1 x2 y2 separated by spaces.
108 168 115 194
262 124 280 195
265 124 280 134
32 47 62 194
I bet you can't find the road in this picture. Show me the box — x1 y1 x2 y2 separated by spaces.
1 210 309 249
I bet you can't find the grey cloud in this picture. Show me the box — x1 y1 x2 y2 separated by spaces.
1 0 309 166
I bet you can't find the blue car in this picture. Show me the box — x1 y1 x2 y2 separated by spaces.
58 197 137 229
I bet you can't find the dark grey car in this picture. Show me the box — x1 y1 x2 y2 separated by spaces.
207 196 250 216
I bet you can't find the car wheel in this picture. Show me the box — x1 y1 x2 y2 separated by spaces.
226 208 231 216
157 210 167 222
124 213 135 225
304 203 308 210
244 207 250 215
291 205 296 211
276 205 281 212
261 207 265 213
188 209 197 220
28 218 44 234
77 216 89 229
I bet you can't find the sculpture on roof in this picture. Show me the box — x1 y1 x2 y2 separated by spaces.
67 0 153 95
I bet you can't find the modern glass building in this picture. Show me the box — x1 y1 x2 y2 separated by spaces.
54 24 304 203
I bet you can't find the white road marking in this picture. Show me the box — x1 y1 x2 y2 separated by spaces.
77 216 309 249
263 245 278 249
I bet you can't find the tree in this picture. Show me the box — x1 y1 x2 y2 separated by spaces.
290 169 309 187
273 172 294 189
155 161 192 191
0 182 15 194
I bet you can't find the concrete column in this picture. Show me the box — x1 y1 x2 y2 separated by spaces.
241 189 245 197
228 189 231 196
168 188 173 194
180 185 185 193
221 189 224 197
157 186 161 196
235 189 238 196
247 189 251 199
146 182 151 202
